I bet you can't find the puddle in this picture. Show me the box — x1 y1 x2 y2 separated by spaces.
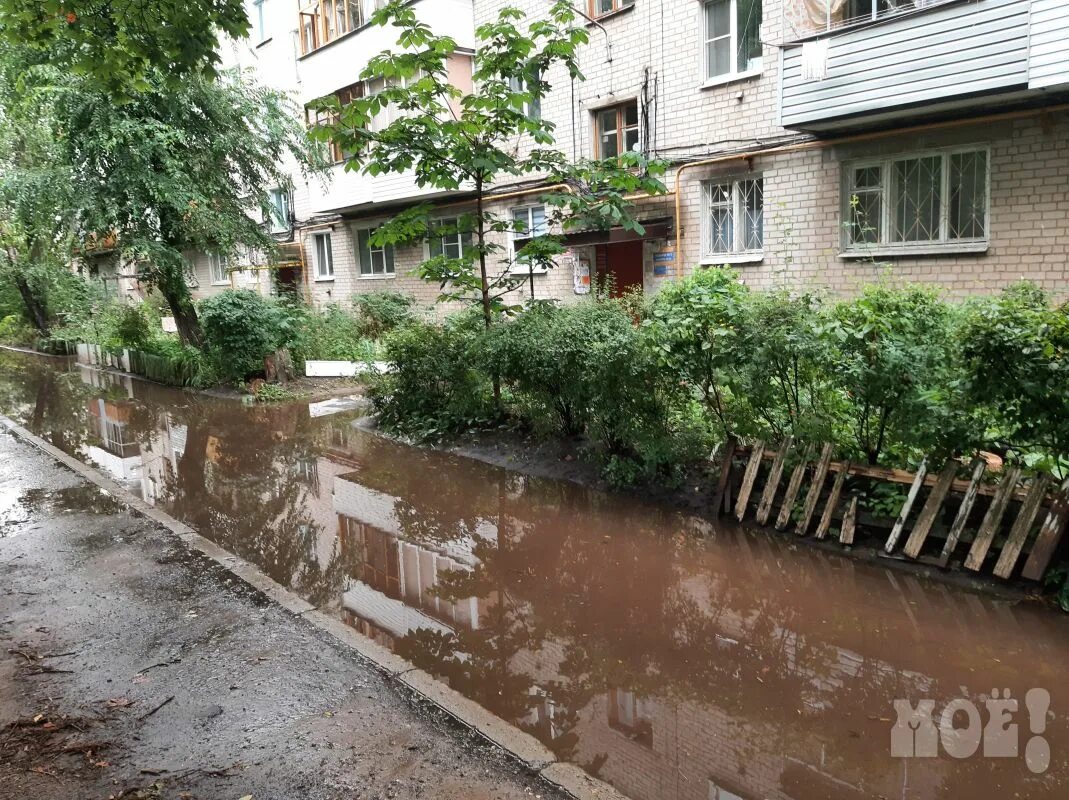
1 349 1068 799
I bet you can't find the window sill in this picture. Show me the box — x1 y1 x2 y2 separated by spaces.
508 269 548 276
314 276 336 282
210 281 230 287
586 5 635 26
839 241 988 259
255 37 273 49
700 69 763 91
358 274 396 280
699 252 763 265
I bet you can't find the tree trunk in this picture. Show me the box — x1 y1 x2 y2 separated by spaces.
474 178 501 405
13 273 49 337
158 271 205 348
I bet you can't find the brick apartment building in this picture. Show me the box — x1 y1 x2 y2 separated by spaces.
190 0 1069 306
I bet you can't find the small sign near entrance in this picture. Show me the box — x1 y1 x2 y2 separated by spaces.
653 247 675 277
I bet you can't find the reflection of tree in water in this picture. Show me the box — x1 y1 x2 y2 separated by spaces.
158 403 355 606
0 354 97 452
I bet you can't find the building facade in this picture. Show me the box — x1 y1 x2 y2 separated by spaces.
193 0 1069 306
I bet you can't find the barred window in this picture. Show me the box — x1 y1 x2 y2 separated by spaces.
844 148 988 250
701 177 763 259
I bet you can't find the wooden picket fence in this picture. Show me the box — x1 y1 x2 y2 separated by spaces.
712 438 1069 583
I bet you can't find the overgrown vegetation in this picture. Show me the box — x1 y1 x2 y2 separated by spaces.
369 273 1069 491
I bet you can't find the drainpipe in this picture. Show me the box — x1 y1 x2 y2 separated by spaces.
570 5 612 64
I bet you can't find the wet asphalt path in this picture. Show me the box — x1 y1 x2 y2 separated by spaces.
0 430 561 800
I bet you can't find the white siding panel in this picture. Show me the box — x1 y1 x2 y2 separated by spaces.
1029 0 1069 89
781 0 1032 128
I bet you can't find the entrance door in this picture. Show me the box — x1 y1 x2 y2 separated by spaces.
598 241 644 297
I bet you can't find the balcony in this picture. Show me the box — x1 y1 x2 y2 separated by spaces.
299 0 381 55
779 0 1069 132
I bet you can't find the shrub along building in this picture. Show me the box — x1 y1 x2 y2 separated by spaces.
196 0 1069 306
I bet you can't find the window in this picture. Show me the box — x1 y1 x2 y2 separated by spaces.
590 0 634 17
843 148 989 252
267 188 288 232
595 102 639 158
701 176 763 260
509 71 542 121
208 253 229 285
306 82 362 163
608 689 653 748
509 205 549 273
429 217 472 259
312 232 334 279
253 0 267 41
356 228 395 277
298 0 369 54
703 0 762 81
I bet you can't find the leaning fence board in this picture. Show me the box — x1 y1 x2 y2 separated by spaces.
797 443 834 536
710 437 737 518
776 444 814 531
839 495 859 545
884 459 928 553
993 474 1052 579
815 462 850 540
903 459 960 559
937 459 987 568
1022 478 1069 581
965 465 1023 572
735 440 766 521
756 437 793 525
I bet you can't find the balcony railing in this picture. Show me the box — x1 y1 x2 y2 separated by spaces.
782 0 958 40
299 0 386 55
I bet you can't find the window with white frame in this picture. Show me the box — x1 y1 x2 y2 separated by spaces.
253 0 267 41
208 252 229 284
843 147 989 251
429 217 472 259
508 71 542 121
509 205 549 273
267 188 288 232
356 228 395 276
701 176 763 260
313 232 335 279
703 0 762 81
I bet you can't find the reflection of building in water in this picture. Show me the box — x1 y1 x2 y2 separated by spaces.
324 455 957 800
84 396 142 487
333 471 489 643
138 414 186 505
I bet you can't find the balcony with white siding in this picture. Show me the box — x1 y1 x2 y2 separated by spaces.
778 0 1069 132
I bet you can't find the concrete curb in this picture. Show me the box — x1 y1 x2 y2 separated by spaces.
0 414 620 800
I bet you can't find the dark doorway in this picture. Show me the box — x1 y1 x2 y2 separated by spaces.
274 266 301 296
596 241 644 297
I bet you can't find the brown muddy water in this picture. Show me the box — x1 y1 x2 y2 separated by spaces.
1 350 1067 800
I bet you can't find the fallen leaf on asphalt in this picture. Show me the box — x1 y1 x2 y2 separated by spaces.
107 697 135 708
238 795 253 800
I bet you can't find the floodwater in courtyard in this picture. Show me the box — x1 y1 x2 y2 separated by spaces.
1 350 1067 800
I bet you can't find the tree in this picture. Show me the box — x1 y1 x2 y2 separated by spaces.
0 0 250 97
0 49 78 336
59 68 323 346
313 0 666 331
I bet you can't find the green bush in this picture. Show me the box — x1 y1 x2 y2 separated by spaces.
353 291 415 338
114 303 155 348
823 283 964 465
643 267 751 437
199 290 282 383
289 303 377 366
958 282 1069 469
485 299 710 484
0 314 34 346
369 312 496 439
